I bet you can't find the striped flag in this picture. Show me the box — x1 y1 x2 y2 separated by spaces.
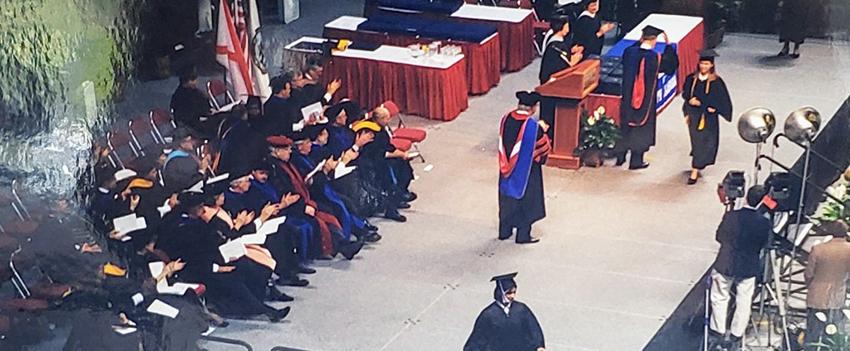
215 0 270 102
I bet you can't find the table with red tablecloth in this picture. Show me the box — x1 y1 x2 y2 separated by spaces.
323 16 500 95
287 37 469 121
450 4 535 72
585 14 704 125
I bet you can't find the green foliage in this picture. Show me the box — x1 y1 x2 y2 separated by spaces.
806 330 850 350
575 106 621 153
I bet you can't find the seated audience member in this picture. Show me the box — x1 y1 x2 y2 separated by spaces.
359 107 418 222
264 73 316 136
161 127 208 193
804 220 850 348
216 100 268 173
294 59 342 108
154 192 291 322
290 130 381 243
170 66 211 134
265 135 364 260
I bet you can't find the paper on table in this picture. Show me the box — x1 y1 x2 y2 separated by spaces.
147 299 180 319
219 240 247 262
113 214 147 235
301 102 328 124
237 233 268 245
304 160 326 181
257 216 287 236
333 163 357 179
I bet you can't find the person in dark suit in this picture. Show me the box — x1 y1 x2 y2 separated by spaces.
709 185 771 349
804 220 850 348
170 67 211 135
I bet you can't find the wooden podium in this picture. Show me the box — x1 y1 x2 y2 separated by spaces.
535 59 600 169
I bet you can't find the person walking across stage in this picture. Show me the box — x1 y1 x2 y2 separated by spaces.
464 272 545 351
804 220 850 349
616 25 679 170
708 186 771 349
498 92 551 244
681 49 733 185
573 0 616 57
777 0 811 59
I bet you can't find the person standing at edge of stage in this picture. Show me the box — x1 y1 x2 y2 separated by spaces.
464 272 545 351
681 49 733 185
498 91 551 245
573 0 616 57
615 25 679 170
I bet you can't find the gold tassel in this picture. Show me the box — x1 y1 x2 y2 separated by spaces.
698 115 706 131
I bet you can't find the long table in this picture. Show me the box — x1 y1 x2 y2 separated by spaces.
585 14 704 124
286 37 468 121
323 15 501 95
449 4 536 72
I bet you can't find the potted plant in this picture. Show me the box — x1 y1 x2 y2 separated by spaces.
575 106 620 167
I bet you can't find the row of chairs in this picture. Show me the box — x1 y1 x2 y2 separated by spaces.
107 109 177 170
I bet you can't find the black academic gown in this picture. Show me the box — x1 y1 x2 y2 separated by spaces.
263 95 302 136
618 43 678 154
574 14 604 56
681 73 733 169
464 301 545 351
170 85 210 134
538 40 574 85
779 0 809 44
498 113 547 231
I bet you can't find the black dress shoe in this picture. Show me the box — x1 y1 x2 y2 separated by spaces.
364 222 379 232
629 163 650 170
516 237 541 244
268 288 295 302
396 202 411 209
687 177 698 185
385 212 407 222
364 233 382 242
298 266 316 274
266 306 291 323
790 52 800 59
339 241 364 260
401 192 418 202
276 276 309 287
498 233 512 240
615 157 627 166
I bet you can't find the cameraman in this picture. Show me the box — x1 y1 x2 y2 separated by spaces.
804 220 850 348
709 185 771 348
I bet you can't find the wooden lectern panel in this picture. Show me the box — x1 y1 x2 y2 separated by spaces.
535 59 600 100
535 59 601 170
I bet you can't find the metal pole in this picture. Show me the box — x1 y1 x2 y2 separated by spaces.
785 147 811 313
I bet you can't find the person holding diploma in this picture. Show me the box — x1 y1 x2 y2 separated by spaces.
681 49 733 185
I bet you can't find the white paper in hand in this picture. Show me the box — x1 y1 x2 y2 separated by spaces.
113 214 147 236
257 216 287 236
333 163 357 179
237 233 268 245
305 160 326 181
148 261 165 278
301 102 327 124
219 240 247 263
147 299 180 319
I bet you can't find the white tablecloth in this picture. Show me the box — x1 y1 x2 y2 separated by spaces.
623 14 704 43
450 4 532 23
286 36 464 70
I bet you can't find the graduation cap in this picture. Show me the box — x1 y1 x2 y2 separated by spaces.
325 103 346 121
291 131 311 145
699 49 719 63
515 91 541 106
252 159 275 173
581 0 599 8
114 169 137 183
177 192 206 211
641 25 664 39
491 272 518 303
266 135 294 148
227 167 253 185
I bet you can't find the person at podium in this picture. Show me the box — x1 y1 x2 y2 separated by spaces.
615 25 678 170
497 92 551 244
539 16 583 140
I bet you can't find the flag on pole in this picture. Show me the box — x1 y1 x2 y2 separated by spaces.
216 0 270 102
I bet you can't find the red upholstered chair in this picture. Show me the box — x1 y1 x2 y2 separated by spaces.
128 115 161 155
380 101 427 162
207 79 235 111
150 108 177 144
